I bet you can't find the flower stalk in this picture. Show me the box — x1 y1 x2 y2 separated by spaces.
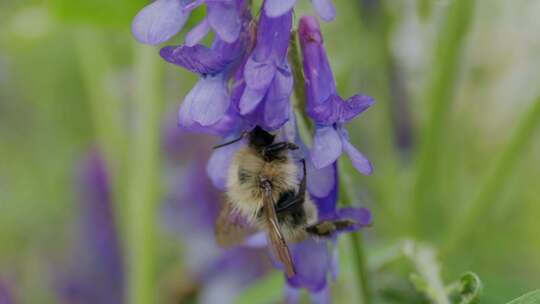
74 28 127 219
126 43 163 304
289 30 371 304
339 158 372 304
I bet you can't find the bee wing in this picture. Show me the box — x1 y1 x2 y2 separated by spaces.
262 189 296 277
215 200 254 248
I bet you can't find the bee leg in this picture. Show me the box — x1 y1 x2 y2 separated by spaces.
305 219 357 238
262 142 299 160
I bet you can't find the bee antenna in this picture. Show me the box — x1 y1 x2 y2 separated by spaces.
212 132 247 150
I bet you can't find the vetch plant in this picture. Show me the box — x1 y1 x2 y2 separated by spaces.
132 1 375 302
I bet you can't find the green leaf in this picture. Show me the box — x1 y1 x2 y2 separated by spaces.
457 272 482 304
506 290 540 304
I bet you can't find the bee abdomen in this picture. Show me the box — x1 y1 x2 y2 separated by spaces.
276 190 307 227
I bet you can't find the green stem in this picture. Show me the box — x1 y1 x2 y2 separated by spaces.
126 43 162 304
339 158 372 304
444 96 540 254
289 30 371 303
409 0 476 238
74 29 124 162
288 30 312 135
74 27 127 231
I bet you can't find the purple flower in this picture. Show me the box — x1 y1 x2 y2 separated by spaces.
270 110 371 302
284 164 371 303
277 107 337 199
57 151 124 304
299 16 374 175
232 10 294 131
132 0 245 46
160 5 252 133
264 0 337 22
207 134 245 190
0 279 13 304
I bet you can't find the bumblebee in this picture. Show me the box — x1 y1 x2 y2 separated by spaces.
215 126 356 276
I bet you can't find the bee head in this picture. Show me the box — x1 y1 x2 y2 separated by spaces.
249 126 275 148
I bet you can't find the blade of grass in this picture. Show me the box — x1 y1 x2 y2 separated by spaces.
409 0 476 238
444 96 540 254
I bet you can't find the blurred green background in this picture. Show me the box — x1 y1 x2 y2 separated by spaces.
1 0 540 303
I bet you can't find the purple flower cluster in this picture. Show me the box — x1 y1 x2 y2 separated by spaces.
275 111 372 302
133 1 374 302
56 151 124 304
132 0 338 46
0 279 13 304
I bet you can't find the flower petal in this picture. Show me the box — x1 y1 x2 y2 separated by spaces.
340 94 374 122
182 0 204 12
244 58 276 90
337 207 372 229
239 87 266 115
311 163 338 217
286 239 330 291
284 284 301 304
341 136 372 175
178 82 197 127
243 232 267 248
311 0 336 21
306 159 335 198
252 9 293 62
187 75 230 126
310 126 342 169
178 100 242 136
298 16 336 110
330 244 339 280
185 18 211 46
311 94 374 124
207 138 243 190
132 0 189 45
310 285 331 304
160 44 229 75
0 280 13 304
267 64 294 101
207 1 242 43
264 0 297 17
263 95 290 131
262 68 293 130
